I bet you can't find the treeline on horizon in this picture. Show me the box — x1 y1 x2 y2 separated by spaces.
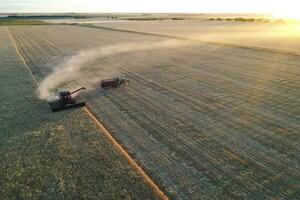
0 15 89 19
1 14 298 24
209 17 294 24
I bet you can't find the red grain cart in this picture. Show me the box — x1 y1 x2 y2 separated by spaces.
101 77 129 89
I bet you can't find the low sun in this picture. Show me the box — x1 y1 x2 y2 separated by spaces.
273 3 300 20
276 12 300 20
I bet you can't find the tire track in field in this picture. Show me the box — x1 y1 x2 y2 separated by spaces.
7 27 40 86
7 26 169 200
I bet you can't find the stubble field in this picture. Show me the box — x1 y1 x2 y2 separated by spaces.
1 23 300 199
95 20 300 54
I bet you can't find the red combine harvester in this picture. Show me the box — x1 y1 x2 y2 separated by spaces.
48 87 86 112
101 77 129 89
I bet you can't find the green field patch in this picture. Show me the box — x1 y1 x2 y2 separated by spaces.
0 19 50 26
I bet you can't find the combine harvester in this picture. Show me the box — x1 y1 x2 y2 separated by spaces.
48 77 129 112
48 87 86 112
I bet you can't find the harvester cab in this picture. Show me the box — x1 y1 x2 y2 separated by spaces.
48 87 86 112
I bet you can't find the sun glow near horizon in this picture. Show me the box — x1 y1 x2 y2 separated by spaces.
271 1 300 20
275 12 300 21
1 0 300 21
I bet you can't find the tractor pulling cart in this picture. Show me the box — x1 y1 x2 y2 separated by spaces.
100 77 129 89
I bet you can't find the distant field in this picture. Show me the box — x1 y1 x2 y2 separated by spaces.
7 25 300 199
0 19 50 26
94 20 300 54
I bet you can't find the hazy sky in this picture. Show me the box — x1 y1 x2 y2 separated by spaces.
0 0 297 15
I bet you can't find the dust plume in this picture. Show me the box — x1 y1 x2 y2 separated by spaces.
38 40 192 100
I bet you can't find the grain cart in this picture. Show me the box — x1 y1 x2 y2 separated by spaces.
48 87 86 112
101 77 129 89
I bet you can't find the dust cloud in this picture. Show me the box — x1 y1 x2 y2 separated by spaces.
38 40 192 100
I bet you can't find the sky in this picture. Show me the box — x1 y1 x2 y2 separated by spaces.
0 0 298 16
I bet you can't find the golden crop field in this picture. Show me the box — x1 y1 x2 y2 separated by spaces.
1 22 299 199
